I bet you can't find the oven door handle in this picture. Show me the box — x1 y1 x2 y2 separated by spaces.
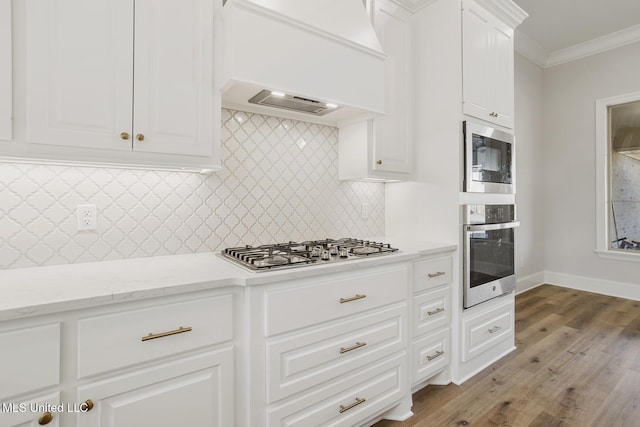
466 221 520 232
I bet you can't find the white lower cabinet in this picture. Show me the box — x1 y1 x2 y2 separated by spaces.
251 264 413 426
0 323 60 399
412 328 449 383
457 294 515 382
0 392 60 427
461 296 514 363
266 353 407 427
0 288 236 427
0 322 61 427
410 251 454 389
75 348 233 427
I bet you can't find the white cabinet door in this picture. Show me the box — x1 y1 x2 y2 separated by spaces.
372 0 411 175
338 0 412 181
0 392 60 427
26 0 134 150
490 21 514 128
76 348 233 427
462 0 514 129
132 0 213 156
462 2 491 122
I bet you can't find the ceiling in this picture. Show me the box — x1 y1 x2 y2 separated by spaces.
511 0 640 67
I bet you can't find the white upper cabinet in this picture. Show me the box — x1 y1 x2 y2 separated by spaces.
132 0 214 157
339 0 412 181
1 0 12 141
26 0 134 151
462 0 517 129
15 0 219 170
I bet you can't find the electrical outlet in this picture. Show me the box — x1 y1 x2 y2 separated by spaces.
77 204 97 231
361 203 370 219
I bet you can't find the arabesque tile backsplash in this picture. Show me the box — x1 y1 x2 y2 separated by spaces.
0 109 385 270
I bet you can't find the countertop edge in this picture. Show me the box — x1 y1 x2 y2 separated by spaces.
0 239 457 322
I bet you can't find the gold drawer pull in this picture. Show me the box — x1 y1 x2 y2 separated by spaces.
142 326 192 342
426 350 445 362
488 325 502 334
38 412 53 425
80 399 94 412
339 397 366 413
427 271 446 278
340 341 366 354
427 307 445 316
340 294 366 304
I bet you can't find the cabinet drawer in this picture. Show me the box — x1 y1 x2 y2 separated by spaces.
265 265 408 336
267 353 406 427
413 287 450 338
412 328 449 385
77 294 233 378
0 391 60 427
266 304 406 403
462 299 513 362
413 256 452 292
0 323 60 399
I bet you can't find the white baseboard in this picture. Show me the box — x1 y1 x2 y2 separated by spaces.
516 271 545 294
545 271 640 301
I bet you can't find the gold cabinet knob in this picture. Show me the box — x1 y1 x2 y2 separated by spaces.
136 133 145 142
120 132 130 140
38 412 53 425
80 399 94 412
376 160 382 165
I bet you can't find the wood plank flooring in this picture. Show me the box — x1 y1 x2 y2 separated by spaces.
374 284 640 427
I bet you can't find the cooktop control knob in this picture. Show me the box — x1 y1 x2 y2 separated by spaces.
321 250 330 261
339 247 349 258
329 245 338 256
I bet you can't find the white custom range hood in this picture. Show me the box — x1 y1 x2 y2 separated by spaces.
220 0 386 126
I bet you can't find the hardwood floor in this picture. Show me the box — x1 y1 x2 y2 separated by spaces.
374 285 640 427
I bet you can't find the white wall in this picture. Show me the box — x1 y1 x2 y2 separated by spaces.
542 41 640 287
514 53 545 279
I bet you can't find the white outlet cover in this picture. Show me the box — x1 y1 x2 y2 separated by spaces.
361 203 370 219
77 204 97 231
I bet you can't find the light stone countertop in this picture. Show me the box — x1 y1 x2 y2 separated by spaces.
0 237 456 322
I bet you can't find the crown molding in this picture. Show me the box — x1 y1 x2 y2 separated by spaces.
514 29 549 68
516 23 640 69
389 0 438 14
473 0 528 28
546 23 640 68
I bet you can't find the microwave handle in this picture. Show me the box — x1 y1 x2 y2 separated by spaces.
466 221 520 232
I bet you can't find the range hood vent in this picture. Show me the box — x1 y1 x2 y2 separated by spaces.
220 0 385 126
613 127 640 160
248 90 339 116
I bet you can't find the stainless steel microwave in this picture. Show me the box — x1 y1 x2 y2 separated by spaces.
464 121 515 194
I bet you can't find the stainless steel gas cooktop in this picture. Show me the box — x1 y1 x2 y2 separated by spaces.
220 238 399 272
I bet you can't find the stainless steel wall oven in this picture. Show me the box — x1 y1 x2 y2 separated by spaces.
464 121 515 194
463 204 519 308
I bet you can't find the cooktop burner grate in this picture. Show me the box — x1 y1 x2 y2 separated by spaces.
221 238 399 272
